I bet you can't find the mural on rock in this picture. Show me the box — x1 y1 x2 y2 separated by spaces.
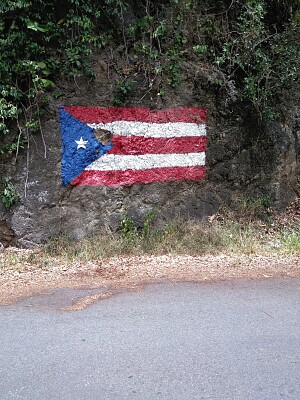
60 106 207 187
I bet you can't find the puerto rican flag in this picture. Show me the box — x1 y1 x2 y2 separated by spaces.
60 106 207 186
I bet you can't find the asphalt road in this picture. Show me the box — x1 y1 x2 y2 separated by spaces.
0 279 299 400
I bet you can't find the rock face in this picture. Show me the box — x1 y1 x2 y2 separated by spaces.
1 51 299 247
0 220 15 248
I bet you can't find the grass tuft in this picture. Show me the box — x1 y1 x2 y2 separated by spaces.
1 207 298 271
43 216 299 263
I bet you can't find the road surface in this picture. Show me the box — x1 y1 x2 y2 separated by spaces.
0 278 299 399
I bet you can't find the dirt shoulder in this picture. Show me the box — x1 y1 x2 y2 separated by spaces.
1 250 299 306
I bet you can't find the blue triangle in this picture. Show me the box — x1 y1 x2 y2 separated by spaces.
60 108 113 186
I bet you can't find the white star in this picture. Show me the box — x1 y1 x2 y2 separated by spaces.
75 137 88 150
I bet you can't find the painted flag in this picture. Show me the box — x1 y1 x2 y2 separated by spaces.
60 106 207 186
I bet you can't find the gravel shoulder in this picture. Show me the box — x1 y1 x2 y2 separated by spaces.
1 250 299 307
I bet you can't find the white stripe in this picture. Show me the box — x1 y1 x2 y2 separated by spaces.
85 153 205 172
87 121 206 138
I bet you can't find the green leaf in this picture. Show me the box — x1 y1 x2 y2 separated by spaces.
37 62 47 69
40 78 55 88
26 21 49 32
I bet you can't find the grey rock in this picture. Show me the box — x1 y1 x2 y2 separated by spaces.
1 49 299 246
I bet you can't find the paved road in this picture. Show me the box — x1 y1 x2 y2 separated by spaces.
0 279 299 400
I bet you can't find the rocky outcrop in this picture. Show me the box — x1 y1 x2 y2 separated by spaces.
1 52 299 247
0 220 15 248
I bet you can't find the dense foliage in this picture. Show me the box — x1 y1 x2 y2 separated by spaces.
0 0 299 169
0 0 110 156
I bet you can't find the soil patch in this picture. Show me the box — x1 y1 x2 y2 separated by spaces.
1 252 299 308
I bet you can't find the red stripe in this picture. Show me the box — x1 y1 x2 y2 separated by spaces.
64 106 207 124
71 166 206 186
108 136 207 155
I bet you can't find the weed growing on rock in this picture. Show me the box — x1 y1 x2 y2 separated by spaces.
42 211 299 264
0 179 21 209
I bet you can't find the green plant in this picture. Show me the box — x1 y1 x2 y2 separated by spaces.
0 179 21 209
192 44 208 55
1 0 299 166
279 229 300 254
164 62 181 88
0 98 18 135
0 135 26 156
120 216 138 241
112 80 134 106
141 212 156 240
119 212 158 248
214 0 300 118
0 0 116 159
236 194 274 221
36 209 299 265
